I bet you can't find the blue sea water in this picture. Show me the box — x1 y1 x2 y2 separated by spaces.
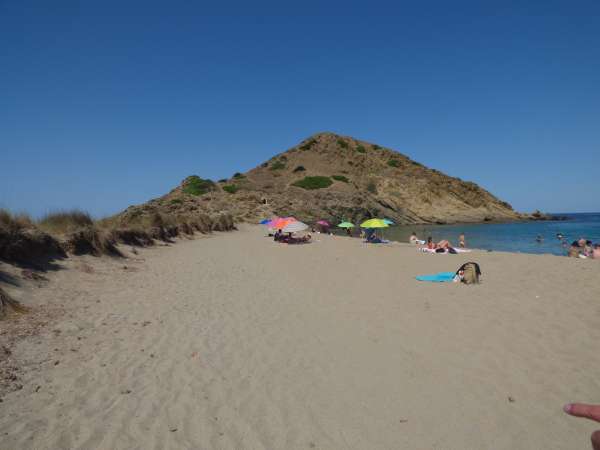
383 213 600 256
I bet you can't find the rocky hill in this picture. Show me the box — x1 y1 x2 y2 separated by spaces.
120 132 523 225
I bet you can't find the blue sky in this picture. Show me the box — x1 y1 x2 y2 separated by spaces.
1 0 599 217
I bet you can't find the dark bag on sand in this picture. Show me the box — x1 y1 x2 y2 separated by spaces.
448 247 458 254
456 262 481 284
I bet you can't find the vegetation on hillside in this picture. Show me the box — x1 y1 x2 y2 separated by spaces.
182 176 215 196
292 176 333 190
332 175 349 183
270 161 286 170
222 184 239 194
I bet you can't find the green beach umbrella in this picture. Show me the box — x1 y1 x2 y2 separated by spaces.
360 218 389 228
338 222 355 228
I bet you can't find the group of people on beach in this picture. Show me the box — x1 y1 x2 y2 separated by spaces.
567 237 600 259
273 229 311 244
409 231 467 253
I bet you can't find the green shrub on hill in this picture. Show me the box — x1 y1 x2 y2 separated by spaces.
372 144 381 150
182 176 215 196
270 161 286 170
222 184 239 194
169 198 183 205
387 159 400 167
292 176 333 190
293 165 306 173
337 139 349 149
332 175 349 183
356 145 366 153
299 139 316 151
232 172 245 179
367 181 377 194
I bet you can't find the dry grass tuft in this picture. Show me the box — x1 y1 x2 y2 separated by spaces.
62 227 122 257
38 210 93 235
0 287 27 319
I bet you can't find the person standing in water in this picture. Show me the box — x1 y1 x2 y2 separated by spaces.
459 233 466 248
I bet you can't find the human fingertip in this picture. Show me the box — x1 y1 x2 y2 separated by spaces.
563 403 573 414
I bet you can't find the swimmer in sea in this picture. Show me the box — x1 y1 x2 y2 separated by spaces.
536 234 544 243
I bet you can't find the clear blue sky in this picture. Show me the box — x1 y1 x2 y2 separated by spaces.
1 0 599 217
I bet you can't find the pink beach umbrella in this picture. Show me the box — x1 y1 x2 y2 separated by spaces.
270 217 296 229
316 220 330 227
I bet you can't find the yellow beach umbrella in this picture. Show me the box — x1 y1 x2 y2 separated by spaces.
360 218 389 228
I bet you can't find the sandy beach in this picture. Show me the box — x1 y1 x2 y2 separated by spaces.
1 225 599 450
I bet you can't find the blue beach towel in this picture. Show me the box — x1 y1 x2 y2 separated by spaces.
415 272 456 282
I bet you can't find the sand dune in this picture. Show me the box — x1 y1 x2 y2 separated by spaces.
1 225 599 449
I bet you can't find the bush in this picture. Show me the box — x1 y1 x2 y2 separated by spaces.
299 139 316 151
169 198 183 205
356 145 366 154
337 139 349 149
182 176 215 196
388 159 400 168
38 210 94 234
366 181 378 194
270 161 286 170
222 184 239 194
292 176 333 190
332 175 349 183
372 144 381 150
233 172 245 179
293 165 306 173
218 178 227 183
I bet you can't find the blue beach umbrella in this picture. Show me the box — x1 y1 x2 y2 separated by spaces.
259 219 270 225
383 218 395 225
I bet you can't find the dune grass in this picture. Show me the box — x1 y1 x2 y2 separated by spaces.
37 210 93 234
0 209 34 231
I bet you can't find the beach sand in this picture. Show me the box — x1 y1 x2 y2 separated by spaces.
1 225 599 449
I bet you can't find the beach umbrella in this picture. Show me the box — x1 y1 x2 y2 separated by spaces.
383 218 395 225
259 219 271 225
337 222 355 228
360 218 389 228
316 220 330 226
282 221 309 233
270 217 296 229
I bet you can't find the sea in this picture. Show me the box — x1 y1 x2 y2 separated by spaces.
370 213 600 256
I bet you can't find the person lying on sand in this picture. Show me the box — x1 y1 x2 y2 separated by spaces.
436 239 451 249
564 403 600 449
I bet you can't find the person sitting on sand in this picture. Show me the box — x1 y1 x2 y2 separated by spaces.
564 402 600 449
346 227 352 237
409 232 418 244
426 236 435 249
274 229 283 242
568 242 582 258
584 240 594 258
459 233 466 248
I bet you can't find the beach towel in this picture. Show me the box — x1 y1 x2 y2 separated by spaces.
415 272 456 282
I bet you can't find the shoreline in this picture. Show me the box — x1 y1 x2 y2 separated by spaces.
1 225 599 449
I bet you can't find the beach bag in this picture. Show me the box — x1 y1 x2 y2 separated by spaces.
456 262 481 285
